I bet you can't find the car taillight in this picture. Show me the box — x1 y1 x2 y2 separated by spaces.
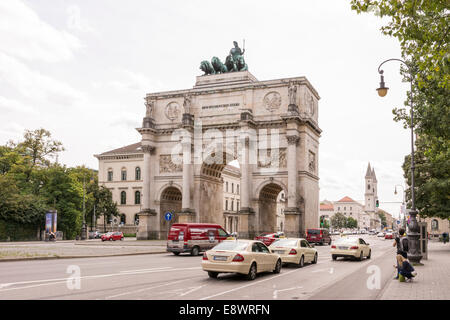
331 245 336 249
232 254 244 262
289 249 297 255
202 253 208 260
350 246 359 250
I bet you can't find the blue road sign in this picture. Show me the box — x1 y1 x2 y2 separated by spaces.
164 212 173 221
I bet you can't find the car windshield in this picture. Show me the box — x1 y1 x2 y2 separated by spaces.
271 239 298 247
212 241 249 251
258 233 272 237
307 229 320 234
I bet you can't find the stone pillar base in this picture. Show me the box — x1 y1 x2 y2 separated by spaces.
284 208 304 237
137 210 158 240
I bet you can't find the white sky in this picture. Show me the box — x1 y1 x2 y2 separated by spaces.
0 0 411 218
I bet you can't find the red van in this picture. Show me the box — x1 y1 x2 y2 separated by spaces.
306 228 332 245
166 223 230 256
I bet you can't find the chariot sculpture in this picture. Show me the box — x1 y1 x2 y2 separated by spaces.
200 41 248 75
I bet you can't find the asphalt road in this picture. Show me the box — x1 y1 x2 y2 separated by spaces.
0 235 397 300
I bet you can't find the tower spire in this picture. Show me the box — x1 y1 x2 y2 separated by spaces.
365 162 372 177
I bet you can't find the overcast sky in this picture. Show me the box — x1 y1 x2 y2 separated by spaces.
0 0 412 218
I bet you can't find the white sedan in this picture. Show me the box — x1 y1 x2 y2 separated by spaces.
202 240 282 280
331 237 372 261
269 238 318 267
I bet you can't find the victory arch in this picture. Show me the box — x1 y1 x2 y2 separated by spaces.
137 70 321 240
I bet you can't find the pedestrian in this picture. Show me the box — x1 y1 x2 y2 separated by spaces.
443 232 449 244
395 254 417 282
393 228 408 279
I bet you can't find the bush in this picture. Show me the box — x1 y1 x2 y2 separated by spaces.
123 233 136 238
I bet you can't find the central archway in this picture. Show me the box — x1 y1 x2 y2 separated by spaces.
258 182 285 234
196 151 240 231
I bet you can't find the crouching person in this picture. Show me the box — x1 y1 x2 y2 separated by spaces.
396 254 417 282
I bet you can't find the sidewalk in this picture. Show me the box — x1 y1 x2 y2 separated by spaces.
380 241 450 300
0 239 168 261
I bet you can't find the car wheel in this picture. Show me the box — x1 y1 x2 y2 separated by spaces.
173 252 180 256
367 250 371 259
273 259 282 274
208 271 218 279
298 255 304 268
120 237 124 241
332 254 337 261
312 253 318 264
247 263 257 280
109 238 113 241
191 246 199 256
359 251 363 261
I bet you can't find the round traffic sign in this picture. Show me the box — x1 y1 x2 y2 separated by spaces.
164 212 173 221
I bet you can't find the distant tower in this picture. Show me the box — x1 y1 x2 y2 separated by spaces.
365 163 378 212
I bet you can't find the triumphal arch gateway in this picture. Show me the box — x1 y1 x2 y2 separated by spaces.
137 47 321 240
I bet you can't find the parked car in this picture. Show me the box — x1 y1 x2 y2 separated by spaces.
306 228 331 245
377 232 385 237
254 232 285 246
202 240 282 280
331 237 371 261
167 223 230 256
101 231 124 241
385 232 394 239
88 231 102 239
269 238 317 267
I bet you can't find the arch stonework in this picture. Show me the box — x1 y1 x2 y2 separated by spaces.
137 71 321 239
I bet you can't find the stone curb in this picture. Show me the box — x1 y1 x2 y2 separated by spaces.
0 250 167 262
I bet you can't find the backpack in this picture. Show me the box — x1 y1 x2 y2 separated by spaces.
398 237 409 253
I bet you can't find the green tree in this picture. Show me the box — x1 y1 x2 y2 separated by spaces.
346 217 358 229
331 212 347 229
377 211 387 228
351 0 450 220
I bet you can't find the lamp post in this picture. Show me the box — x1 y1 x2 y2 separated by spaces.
394 184 406 229
377 58 422 263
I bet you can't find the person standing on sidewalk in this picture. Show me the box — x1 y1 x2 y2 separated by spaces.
393 228 409 279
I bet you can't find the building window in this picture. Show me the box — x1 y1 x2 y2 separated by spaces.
135 167 141 180
237 184 239 195
350 207 352 210
120 191 126 205
338 207 340 211
344 207 346 211
226 182 228 193
232 183 234 194
134 214 139 225
120 214 126 224
121 169 127 181
135 191 141 205
107 170 113 182
225 199 228 211
231 200 234 211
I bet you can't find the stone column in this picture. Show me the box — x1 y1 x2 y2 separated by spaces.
286 135 299 209
239 136 250 211
181 134 192 212
137 144 157 240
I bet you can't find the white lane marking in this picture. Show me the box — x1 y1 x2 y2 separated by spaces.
311 268 334 274
119 267 173 273
0 267 201 292
103 279 190 299
273 286 303 299
179 285 206 297
200 267 304 300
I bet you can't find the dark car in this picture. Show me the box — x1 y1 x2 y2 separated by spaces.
306 228 332 245
254 232 285 246
101 232 124 241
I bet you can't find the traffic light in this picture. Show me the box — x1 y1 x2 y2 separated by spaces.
320 216 324 227
376 200 379 208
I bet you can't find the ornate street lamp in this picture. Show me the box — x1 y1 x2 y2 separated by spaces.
377 58 422 263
